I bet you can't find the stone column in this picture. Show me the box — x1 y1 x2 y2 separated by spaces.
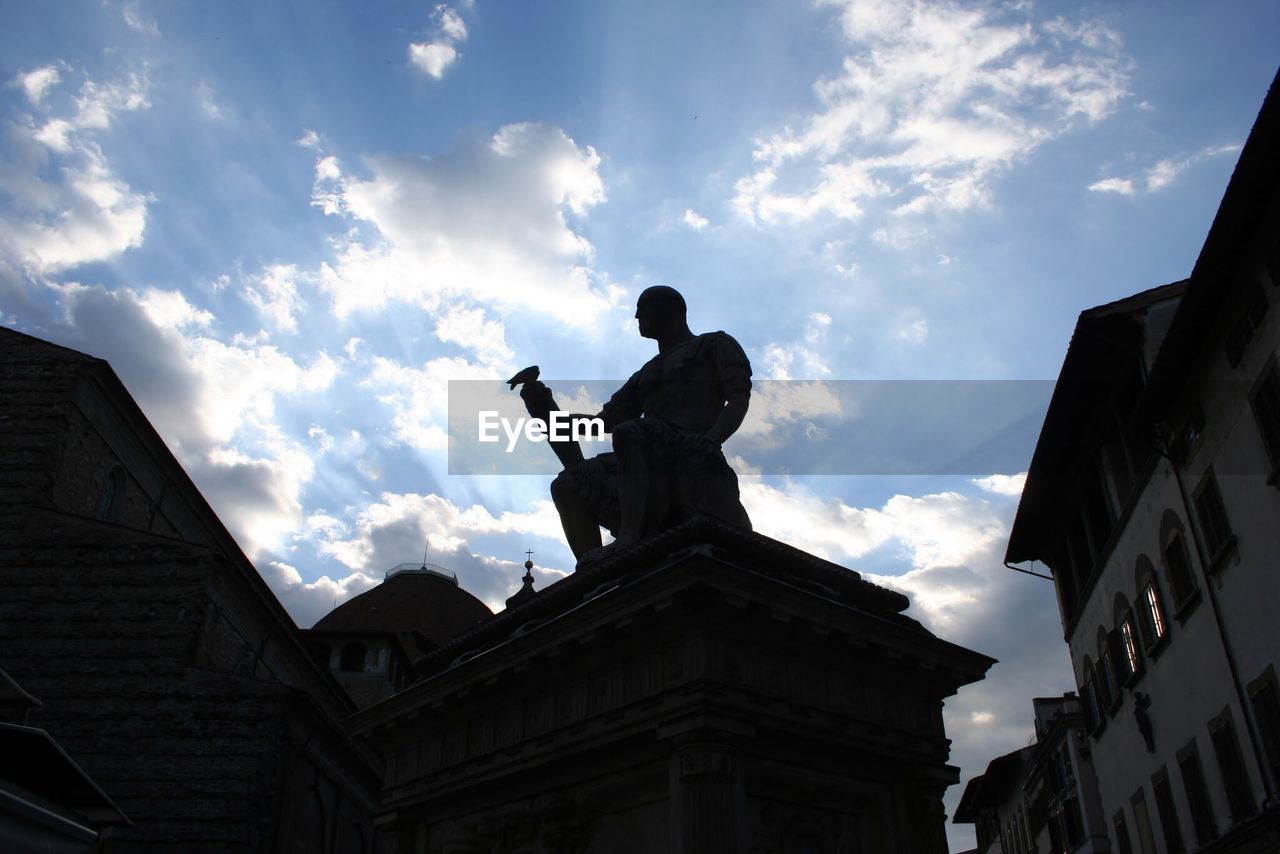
670 737 743 854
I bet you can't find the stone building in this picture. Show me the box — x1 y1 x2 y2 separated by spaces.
954 695 1109 854
0 327 382 851
303 563 493 709
347 515 995 854
1004 70 1280 852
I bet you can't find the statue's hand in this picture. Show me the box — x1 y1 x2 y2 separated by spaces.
519 380 555 420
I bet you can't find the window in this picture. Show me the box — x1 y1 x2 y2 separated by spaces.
1082 658 1102 732
1248 668 1280 793
95 464 127 522
1135 557 1169 653
1210 711 1256 822
1169 404 1206 465
340 641 367 672
1250 360 1280 474
1225 284 1268 367
1120 616 1141 677
1194 470 1235 565
1113 810 1134 854
1178 740 1217 844
1131 788 1157 854
1162 528 1197 610
1151 768 1185 854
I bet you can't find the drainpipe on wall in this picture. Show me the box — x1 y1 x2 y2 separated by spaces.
1160 438 1277 804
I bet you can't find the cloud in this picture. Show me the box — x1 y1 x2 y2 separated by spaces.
1146 143 1239 192
243 263 305 332
733 0 1130 226
0 68 151 273
409 5 470 79
312 122 614 326
682 208 709 231
1088 176 1135 196
972 472 1026 496
1091 144 1241 197
14 65 61 104
262 560 379 629
122 3 160 35
44 285 339 558
894 308 928 344
301 490 569 613
365 354 496 451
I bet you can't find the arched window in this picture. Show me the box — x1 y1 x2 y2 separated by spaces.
1135 556 1168 652
95 464 127 522
1114 594 1142 681
1081 656 1101 731
1159 510 1197 609
340 641 367 672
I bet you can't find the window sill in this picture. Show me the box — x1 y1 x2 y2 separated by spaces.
1173 589 1203 623
1145 633 1171 662
1206 536 1239 575
1124 668 1144 689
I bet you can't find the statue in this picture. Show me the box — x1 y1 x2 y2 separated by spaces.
511 286 752 565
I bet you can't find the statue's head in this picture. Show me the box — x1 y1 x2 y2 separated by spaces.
635 286 687 339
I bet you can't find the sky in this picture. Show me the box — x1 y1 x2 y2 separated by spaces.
2 1 1276 847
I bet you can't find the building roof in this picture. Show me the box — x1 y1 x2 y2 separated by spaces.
1005 280 1186 564
1138 66 1280 421
1007 65 1280 566
0 325 102 365
0 722 130 828
953 745 1034 822
311 567 494 647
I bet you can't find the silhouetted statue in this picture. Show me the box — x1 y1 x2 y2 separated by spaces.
513 286 752 565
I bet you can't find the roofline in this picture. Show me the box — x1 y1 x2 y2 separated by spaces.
1137 65 1280 422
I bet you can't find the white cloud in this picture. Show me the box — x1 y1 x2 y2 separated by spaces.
733 0 1130 225
262 561 379 629
14 65 61 104
243 263 305 332
682 208 709 231
757 311 834 382
895 308 928 344
314 122 613 326
434 304 514 370
300 490 570 612
122 3 159 35
196 80 222 119
46 286 336 558
365 354 495 450
0 69 151 272
1092 143 1241 197
408 4 470 79
972 472 1026 496
1088 176 1135 195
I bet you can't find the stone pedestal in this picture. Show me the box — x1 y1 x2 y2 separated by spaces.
348 517 994 854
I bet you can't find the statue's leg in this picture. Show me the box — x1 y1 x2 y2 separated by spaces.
551 472 604 557
613 421 672 547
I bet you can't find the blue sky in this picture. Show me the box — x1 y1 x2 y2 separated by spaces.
2 1 1276 845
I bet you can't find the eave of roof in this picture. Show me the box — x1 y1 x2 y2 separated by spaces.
1137 66 1280 424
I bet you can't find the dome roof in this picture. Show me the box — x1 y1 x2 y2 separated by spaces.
311 567 493 648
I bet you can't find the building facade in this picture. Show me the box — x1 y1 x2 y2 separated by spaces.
1005 70 1280 853
0 328 382 852
955 695 1109 854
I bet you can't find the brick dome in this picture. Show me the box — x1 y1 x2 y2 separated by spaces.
312 565 493 649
